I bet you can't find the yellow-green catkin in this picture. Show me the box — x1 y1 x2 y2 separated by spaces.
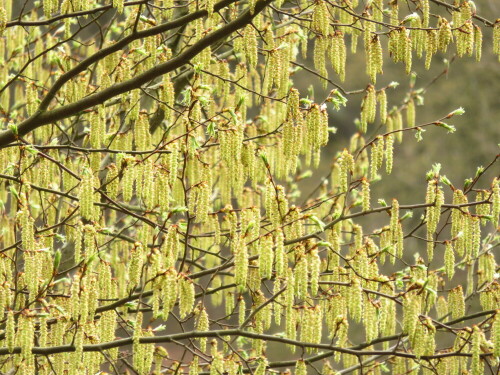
311 1 330 37
89 107 105 149
259 234 273 280
424 30 437 70
370 136 384 181
133 312 144 373
492 313 500 357
367 35 383 83
451 189 467 256
360 85 376 133
379 284 396 342
474 190 489 225
42 0 58 18
295 360 307 375
391 27 412 74
425 180 443 262
448 285 465 320
390 198 399 239
0 7 7 36
338 149 354 192
348 277 363 323
79 168 98 221
196 307 209 352
306 104 329 167
436 295 448 318
17 200 34 252
392 357 407 374
162 225 180 268
444 241 455 280
309 249 321 296
113 0 125 13
330 31 346 81
361 178 370 211
404 31 413 74
471 326 485 375
456 20 474 58
406 98 415 128
394 223 403 259
238 296 246 327
384 134 394 174
413 317 436 358
492 177 500 228
390 1 399 26
474 25 482 62
6 310 15 353
19 313 35 363
106 163 120 199
363 297 378 342
243 24 258 68
438 17 453 52
403 293 420 338
26 83 37 116
295 255 308 300
377 89 387 124
128 242 144 287
233 233 248 288
494 21 500 59
274 229 286 278
422 0 430 28
135 112 152 151
478 252 495 291
179 276 195 318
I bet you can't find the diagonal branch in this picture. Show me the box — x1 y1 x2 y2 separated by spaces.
0 0 270 148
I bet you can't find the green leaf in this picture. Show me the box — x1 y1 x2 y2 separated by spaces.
316 241 332 247
415 128 425 142
434 121 456 133
259 151 269 166
227 108 238 123
309 215 325 232
153 324 166 332
189 135 200 150
463 178 473 190
326 89 348 110
125 301 138 309
475 166 484 178
8 123 18 135
25 145 38 155
440 175 452 186
447 107 465 117
431 163 441 176
400 211 413 221
297 170 312 180
53 250 61 271
171 206 188 213
8 186 19 200
207 121 216 137
244 220 255 235
299 98 313 106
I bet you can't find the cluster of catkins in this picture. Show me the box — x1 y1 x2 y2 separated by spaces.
0 0 498 375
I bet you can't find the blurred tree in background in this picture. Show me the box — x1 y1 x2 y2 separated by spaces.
0 0 498 374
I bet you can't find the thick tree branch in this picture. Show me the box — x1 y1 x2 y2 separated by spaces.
0 329 491 360
0 0 259 147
